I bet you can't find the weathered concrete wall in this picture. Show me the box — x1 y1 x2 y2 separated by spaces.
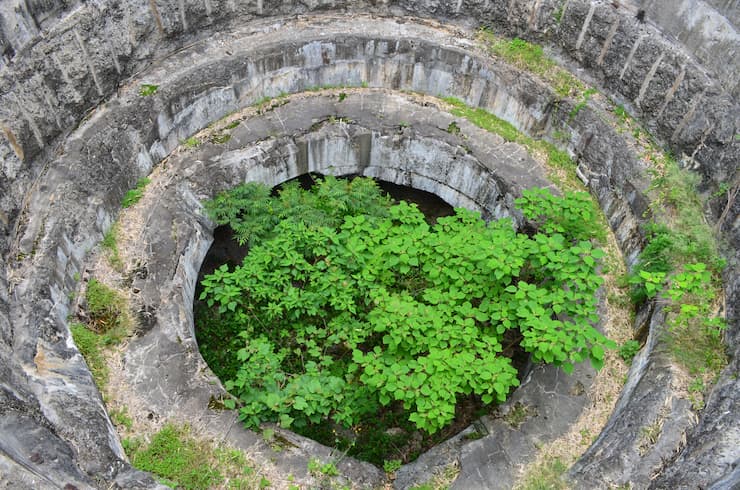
626 0 739 96
0 2 737 489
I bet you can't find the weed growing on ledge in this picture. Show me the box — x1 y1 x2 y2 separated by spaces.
515 458 568 490
101 224 123 271
477 30 586 98
569 88 598 120
124 423 260 489
619 340 641 364
553 0 566 24
383 459 402 474
441 97 585 192
70 322 112 390
182 136 201 148
71 279 129 388
139 84 159 96
85 278 130 333
121 177 151 208
608 102 728 399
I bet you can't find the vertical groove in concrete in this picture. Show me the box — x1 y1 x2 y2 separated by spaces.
456 0 464 14
204 0 212 17
149 0 165 35
635 52 664 108
1 124 24 161
528 0 543 29
41 91 63 130
598 18 620 66
10 91 44 149
672 91 704 142
51 53 82 101
108 41 121 74
657 66 685 118
576 3 596 51
73 28 104 97
620 35 644 80
559 0 572 26
179 0 188 31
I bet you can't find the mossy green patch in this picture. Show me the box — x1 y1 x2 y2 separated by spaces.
125 424 259 490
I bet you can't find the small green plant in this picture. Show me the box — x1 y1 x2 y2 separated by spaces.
569 88 597 119
210 133 232 144
308 458 340 477
71 280 130 389
121 177 151 208
447 121 461 135
70 322 111 389
182 136 201 148
109 406 133 430
515 458 568 490
86 278 129 334
338 92 347 102
502 37 546 69
139 84 159 96
687 377 706 410
503 403 534 429
101 224 123 271
383 459 402 474
553 1 566 23
619 340 641 364
126 424 259 489
613 104 629 124
639 421 662 455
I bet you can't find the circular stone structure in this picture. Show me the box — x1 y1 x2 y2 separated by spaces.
0 2 737 489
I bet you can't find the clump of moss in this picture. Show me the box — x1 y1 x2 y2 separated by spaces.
124 423 260 489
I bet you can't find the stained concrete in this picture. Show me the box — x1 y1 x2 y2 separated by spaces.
0 5 737 490
114 90 603 489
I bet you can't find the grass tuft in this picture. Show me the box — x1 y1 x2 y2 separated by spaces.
101 224 123 271
122 178 151 208
515 458 568 490
86 278 130 334
441 97 584 191
125 424 259 490
477 31 585 98
70 322 112 389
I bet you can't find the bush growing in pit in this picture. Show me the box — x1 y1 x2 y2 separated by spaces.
199 177 614 435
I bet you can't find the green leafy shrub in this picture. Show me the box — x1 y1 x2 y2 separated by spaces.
515 188 606 243
383 459 402 474
199 179 613 436
619 340 641 364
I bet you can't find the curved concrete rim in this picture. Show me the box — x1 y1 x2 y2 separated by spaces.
0 11 736 490
112 89 588 488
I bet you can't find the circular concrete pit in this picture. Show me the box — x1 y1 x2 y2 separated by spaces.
0 3 737 489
